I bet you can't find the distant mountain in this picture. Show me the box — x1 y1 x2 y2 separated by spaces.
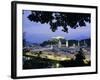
68 38 91 47
24 41 40 47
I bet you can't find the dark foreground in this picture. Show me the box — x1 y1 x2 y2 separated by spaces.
23 55 91 69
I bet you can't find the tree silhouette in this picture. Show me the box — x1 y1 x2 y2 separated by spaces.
27 11 90 32
75 48 85 65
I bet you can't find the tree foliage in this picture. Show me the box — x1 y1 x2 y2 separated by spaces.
27 11 91 32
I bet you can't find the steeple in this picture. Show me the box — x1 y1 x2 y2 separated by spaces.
66 40 68 47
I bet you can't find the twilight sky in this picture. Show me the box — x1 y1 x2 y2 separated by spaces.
23 10 91 43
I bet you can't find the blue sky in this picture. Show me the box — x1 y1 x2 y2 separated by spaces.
23 10 91 43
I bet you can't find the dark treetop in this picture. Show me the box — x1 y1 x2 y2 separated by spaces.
28 11 91 33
